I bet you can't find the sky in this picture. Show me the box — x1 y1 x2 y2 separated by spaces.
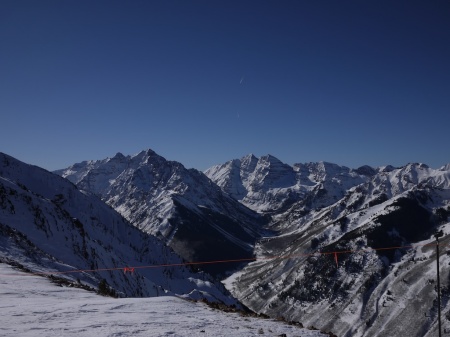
1 0 449 171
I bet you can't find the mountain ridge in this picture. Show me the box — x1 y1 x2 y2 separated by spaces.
0 152 237 304
208 154 450 337
54 149 450 336
56 149 267 277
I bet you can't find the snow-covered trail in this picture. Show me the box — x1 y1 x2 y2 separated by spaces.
0 263 327 337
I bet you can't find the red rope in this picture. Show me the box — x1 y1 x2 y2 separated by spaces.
0 240 444 278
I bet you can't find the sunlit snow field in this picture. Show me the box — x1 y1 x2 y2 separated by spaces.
0 263 326 337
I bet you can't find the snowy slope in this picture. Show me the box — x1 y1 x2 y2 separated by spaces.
0 263 328 337
0 152 236 304
56 149 266 276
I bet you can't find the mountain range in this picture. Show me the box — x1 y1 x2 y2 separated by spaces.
56 149 266 277
2 148 450 337
207 155 450 337
0 152 236 304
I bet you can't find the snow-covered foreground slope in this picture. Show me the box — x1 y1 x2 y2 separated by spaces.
0 263 328 337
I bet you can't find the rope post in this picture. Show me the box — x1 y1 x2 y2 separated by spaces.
434 230 443 337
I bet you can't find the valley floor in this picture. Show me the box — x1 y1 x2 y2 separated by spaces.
0 263 327 337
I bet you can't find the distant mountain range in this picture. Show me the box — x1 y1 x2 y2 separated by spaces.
205 154 371 213
206 154 450 337
2 148 450 337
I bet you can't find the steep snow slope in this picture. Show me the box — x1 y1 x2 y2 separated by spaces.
56 150 265 276
223 162 450 337
0 263 329 337
0 152 235 304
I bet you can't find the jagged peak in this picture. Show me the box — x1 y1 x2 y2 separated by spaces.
379 165 396 172
104 152 127 165
130 149 167 166
260 154 281 162
112 152 125 160
225 158 242 170
240 154 258 170
240 153 258 162
220 158 241 167
133 148 157 158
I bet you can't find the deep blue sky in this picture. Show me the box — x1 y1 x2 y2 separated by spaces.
1 1 449 171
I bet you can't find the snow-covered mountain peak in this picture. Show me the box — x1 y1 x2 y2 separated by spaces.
56 150 265 276
241 153 258 163
258 154 283 164
237 154 258 172
111 152 125 160
206 156 371 213
207 156 297 212
373 163 450 194
131 148 160 163
379 164 396 172
249 155 296 190
306 161 352 181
